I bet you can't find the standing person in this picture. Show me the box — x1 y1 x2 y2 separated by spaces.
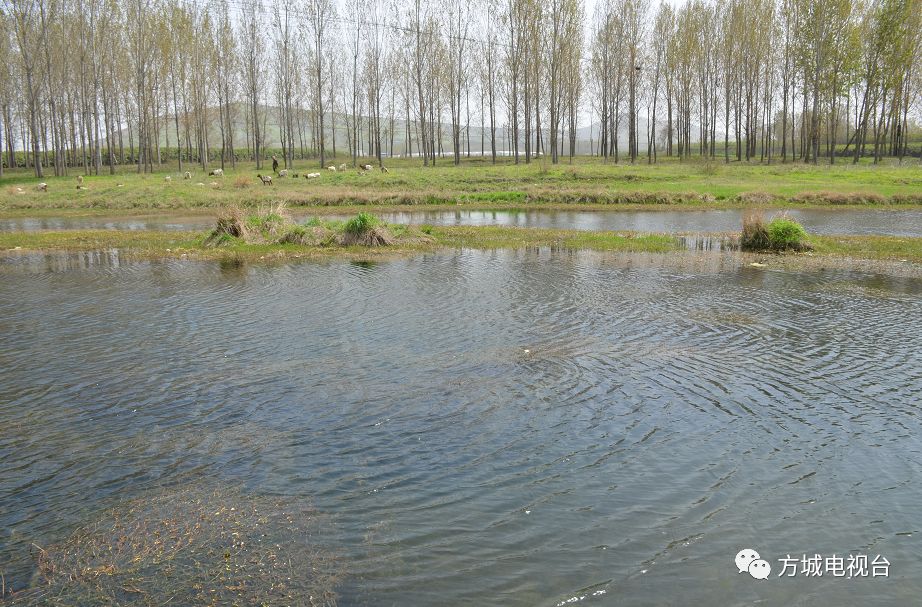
272 155 279 174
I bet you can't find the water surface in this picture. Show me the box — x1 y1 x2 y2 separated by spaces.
1 250 921 605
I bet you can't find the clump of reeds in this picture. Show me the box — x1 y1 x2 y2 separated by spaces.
233 175 250 189
741 209 808 251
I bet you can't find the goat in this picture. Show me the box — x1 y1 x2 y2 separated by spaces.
338 163 347 171
209 168 224 177
361 164 373 171
164 175 172 182
278 169 289 178
184 171 191 179
307 172 321 179
327 165 337 172
37 182 48 191
257 173 273 185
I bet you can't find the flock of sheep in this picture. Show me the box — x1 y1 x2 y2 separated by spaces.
257 163 389 185
22 163 392 192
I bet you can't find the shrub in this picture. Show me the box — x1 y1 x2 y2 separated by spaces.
233 175 250 188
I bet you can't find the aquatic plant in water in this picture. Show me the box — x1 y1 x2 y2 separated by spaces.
9 486 340 606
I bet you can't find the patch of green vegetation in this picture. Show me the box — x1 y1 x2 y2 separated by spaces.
343 212 381 235
741 210 809 251
3 156 921 214
767 216 808 249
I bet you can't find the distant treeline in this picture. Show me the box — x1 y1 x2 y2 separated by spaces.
1 0 920 178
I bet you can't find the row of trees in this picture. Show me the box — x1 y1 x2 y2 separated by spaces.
1 0 920 177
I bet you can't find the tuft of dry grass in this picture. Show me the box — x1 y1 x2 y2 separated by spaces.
740 209 771 250
341 225 395 246
737 191 776 205
233 175 251 189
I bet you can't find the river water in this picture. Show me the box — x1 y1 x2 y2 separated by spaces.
3 208 922 236
1 249 921 605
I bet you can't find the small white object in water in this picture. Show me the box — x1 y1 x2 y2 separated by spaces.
525 510 531 514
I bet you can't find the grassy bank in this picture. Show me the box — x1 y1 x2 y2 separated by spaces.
2 156 921 212
3 224 921 264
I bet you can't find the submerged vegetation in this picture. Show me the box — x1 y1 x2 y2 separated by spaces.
741 210 809 251
4 486 340 606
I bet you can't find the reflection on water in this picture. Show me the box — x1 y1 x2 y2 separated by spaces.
1 250 921 605
3 208 922 236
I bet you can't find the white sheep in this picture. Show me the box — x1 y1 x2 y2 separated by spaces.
37 182 48 191
362 164 373 171
184 171 191 179
278 169 289 178
76 175 84 185
327 165 337 172
209 168 224 177
338 163 347 171
307 172 321 179
164 175 172 182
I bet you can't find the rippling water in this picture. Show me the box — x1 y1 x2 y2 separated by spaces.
3 208 922 236
2 249 921 605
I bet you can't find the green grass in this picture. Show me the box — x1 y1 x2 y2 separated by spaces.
767 216 808 249
2 156 921 213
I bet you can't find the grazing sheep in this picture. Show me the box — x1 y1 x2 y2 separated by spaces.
257 173 273 185
307 172 321 179
362 164 373 171
209 168 224 177
164 175 172 182
327 165 337 172
76 175 84 186
184 171 191 179
380 166 390 173
338 163 347 171
278 169 289 178
37 182 48 191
